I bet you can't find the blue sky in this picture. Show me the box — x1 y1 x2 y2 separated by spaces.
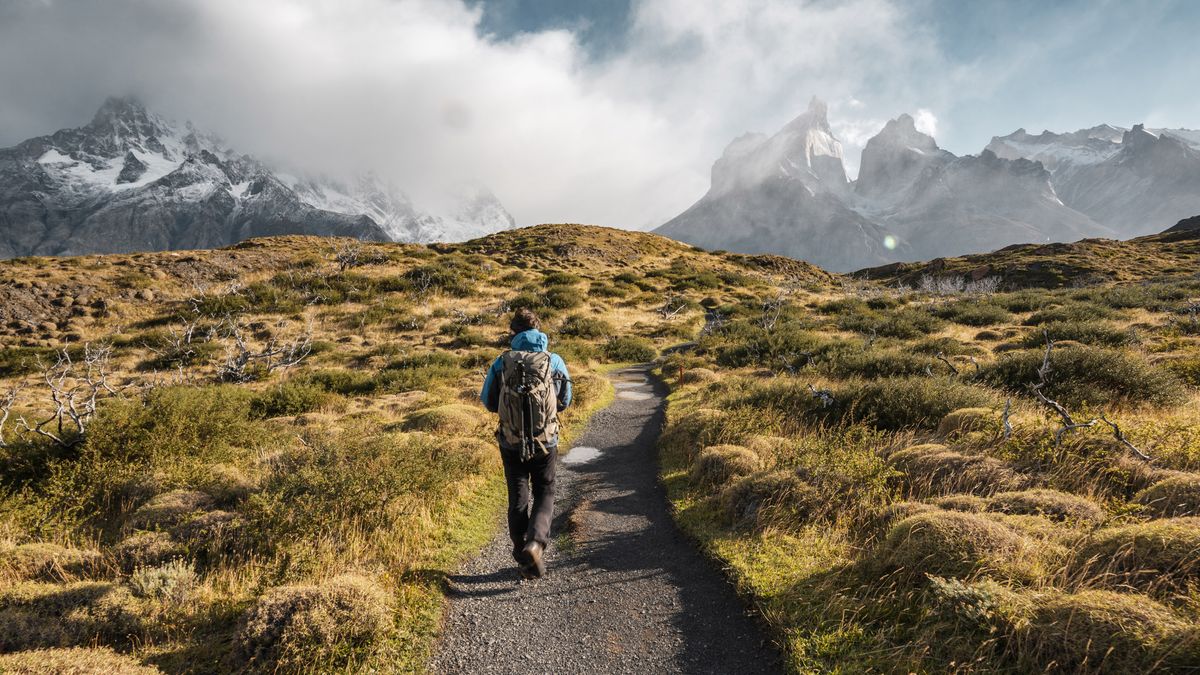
1 0 1197 227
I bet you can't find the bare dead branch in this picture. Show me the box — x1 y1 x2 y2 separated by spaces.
1001 398 1013 441
1100 414 1152 463
0 383 23 448
14 343 124 447
935 352 959 376
216 318 313 383
808 383 835 408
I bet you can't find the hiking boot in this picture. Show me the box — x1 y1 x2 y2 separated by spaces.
519 541 546 578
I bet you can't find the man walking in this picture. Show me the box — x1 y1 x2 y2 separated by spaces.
480 308 571 578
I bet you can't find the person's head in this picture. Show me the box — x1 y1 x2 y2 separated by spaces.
509 308 541 335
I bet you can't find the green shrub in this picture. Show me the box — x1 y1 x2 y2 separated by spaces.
297 369 377 396
836 306 945 339
87 386 259 466
1017 320 1137 348
820 348 931 379
980 345 1185 407
560 314 614 339
835 377 999 430
1023 303 1115 325
251 381 337 418
542 284 583 310
602 336 656 362
934 301 1012 326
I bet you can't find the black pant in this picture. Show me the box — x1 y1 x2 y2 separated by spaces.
501 448 558 550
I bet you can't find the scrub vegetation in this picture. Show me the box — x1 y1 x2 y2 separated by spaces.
0 225 802 673
659 225 1200 673
1 222 1199 672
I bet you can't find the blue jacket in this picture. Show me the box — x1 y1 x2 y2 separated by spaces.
480 329 572 416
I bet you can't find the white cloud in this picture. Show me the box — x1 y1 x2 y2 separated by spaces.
913 108 939 137
0 0 950 229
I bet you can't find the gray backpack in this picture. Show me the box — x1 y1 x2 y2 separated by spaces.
498 350 560 461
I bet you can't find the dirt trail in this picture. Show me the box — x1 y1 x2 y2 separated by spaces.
428 366 782 674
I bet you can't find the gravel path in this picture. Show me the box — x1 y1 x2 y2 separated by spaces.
428 366 783 675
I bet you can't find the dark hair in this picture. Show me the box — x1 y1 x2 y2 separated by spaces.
510 308 541 334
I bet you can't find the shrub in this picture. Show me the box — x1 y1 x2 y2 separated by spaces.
691 446 761 487
251 381 337 418
934 301 1012 326
1071 518 1200 593
198 463 255 504
559 314 614 339
820 348 931 379
720 470 819 529
988 489 1106 524
1016 320 1137 348
0 543 100 583
297 369 377 396
236 575 393 671
0 647 161 674
980 345 1185 408
876 511 1029 578
542 284 583 310
128 559 196 604
937 408 994 437
602 336 656 362
1135 475 1200 518
888 444 1028 497
836 306 945 340
835 377 999 430
543 271 581 285
111 532 184 573
86 386 259 466
1023 302 1115 325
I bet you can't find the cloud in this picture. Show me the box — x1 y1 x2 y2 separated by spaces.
913 108 938 137
0 0 949 228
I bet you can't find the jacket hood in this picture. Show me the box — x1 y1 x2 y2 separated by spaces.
510 328 549 352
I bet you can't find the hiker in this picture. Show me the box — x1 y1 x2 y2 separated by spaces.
480 308 572 578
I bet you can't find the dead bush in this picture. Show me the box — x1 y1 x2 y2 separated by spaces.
720 470 820 529
691 445 761 488
988 489 1106 524
0 543 101 583
1135 474 1200 518
235 575 394 671
876 511 1031 579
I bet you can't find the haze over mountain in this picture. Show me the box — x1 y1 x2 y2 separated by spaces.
658 98 1200 272
0 97 515 258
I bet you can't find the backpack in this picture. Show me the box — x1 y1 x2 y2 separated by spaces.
497 350 560 461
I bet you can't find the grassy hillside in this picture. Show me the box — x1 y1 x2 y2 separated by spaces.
2 223 1199 672
0 225 802 673
659 231 1200 672
857 228 1200 289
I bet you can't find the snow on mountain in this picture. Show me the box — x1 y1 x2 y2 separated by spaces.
657 97 902 272
988 122 1200 236
658 102 1115 272
0 97 516 258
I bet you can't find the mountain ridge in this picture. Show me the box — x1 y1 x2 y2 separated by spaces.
0 97 516 258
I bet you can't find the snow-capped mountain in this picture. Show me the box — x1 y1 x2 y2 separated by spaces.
657 98 900 272
0 97 515 258
987 124 1200 237
657 100 1114 272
